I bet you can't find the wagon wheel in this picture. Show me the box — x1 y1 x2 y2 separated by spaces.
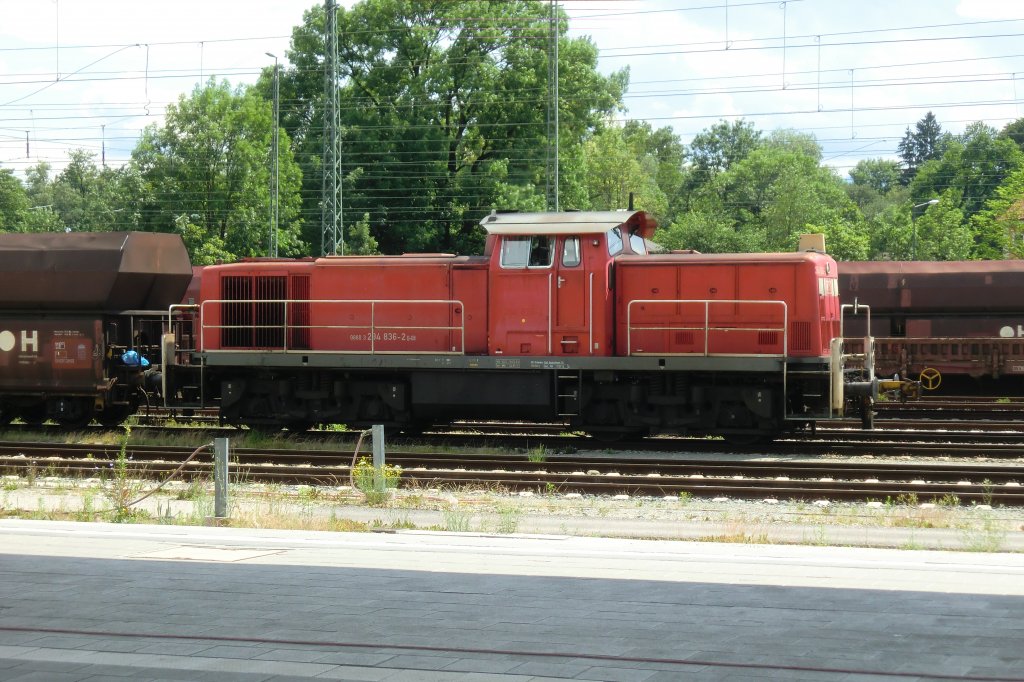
98 405 135 427
56 413 94 430
919 367 942 391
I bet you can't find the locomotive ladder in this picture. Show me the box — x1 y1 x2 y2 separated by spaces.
556 370 582 416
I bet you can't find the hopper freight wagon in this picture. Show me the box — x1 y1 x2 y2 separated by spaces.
0 231 193 427
839 260 1024 394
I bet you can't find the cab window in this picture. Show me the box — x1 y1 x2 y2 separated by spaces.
562 237 581 267
500 236 553 268
628 231 647 254
607 227 623 256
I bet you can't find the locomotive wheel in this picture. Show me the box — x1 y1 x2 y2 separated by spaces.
859 396 875 430
722 431 778 447
585 427 647 443
244 422 283 434
919 367 942 391
19 404 47 427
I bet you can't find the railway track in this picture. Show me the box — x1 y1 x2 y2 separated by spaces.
5 416 1024 455
2 441 1022 505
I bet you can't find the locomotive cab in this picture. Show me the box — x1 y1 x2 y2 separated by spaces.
482 211 655 357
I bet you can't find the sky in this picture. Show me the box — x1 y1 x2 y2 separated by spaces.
1 0 1023 182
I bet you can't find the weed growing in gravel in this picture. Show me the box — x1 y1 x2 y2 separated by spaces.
959 512 1007 552
805 525 830 545
176 477 208 501
899 537 925 550
527 445 547 463
104 420 147 523
76 490 96 521
980 479 995 507
386 508 416 529
297 486 324 502
352 457 402 506
495 503 521 534
442 504 473 532
699 531 770 544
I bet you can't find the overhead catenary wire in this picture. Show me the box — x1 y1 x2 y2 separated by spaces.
1 1 1022 217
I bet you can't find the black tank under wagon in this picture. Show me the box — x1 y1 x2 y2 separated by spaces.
0 231 193 427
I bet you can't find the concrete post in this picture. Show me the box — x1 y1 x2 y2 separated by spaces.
371 424 385 491
214 437 229 518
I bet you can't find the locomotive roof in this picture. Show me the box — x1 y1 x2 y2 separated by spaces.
480 210 655 235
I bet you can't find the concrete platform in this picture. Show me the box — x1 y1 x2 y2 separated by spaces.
0 520 1023 681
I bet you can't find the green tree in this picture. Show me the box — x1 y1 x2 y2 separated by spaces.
656 201 754 254
0 169 29 231
679 119 762 211
278 0 627 255
621 120 685 222
910 190 973 260
686 119 762 176
50 150 137 232
23 162 53 209
1000 117 1024 150
705 131 863 252
132 78 303 261
849 158 902 195
970 164 1024 258
583 125 668 217
807 219 871 262
897 111 945 184
910 121 1022 256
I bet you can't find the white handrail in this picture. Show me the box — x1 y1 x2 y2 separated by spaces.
199 298 467 355
626 299 789 357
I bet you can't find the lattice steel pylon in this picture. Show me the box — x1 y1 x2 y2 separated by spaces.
545 0 559 212
321 0 343 255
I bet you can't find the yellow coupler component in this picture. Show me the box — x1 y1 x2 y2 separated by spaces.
877 378 922 401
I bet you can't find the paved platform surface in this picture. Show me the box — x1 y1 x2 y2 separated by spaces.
0 521 1022 681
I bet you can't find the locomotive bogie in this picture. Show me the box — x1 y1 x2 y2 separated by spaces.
195 352 838 441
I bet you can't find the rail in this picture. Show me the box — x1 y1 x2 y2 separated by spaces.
199 298 467 355
625 299 788 357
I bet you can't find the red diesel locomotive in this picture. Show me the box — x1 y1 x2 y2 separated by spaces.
164 211 894 440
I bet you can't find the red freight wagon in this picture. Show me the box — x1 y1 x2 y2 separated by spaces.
0 231 193 427
0 318 103 394
839 260 1024 392
168 212 906 440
